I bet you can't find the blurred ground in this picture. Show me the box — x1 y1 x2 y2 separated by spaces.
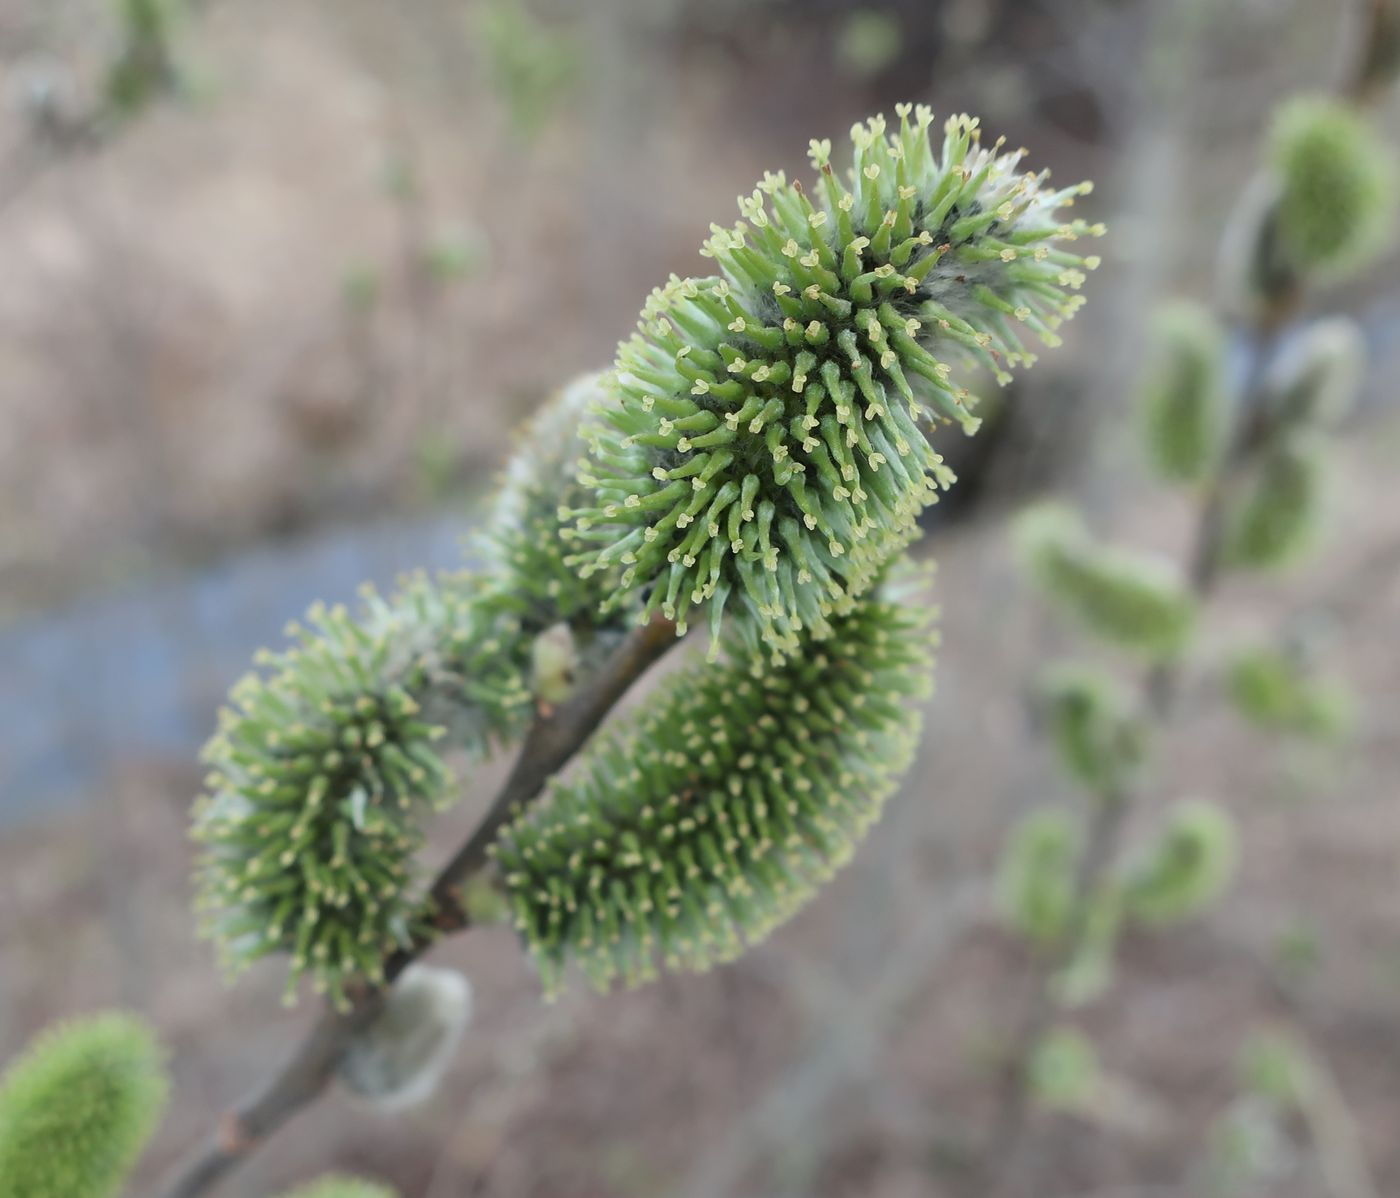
2 0 1400 1196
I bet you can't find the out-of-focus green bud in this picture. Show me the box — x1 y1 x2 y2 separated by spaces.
1016 504 1196 660
1227 645 1354 742
1264 316 1366 432
1029 1025 1100 1111
834 10 903 78
1221 434 1325 571
997 807 1079 949
1139 302 1228 484
276 1178 398 1198
1053 886 1122 1007
1205 1098 1292 1195
1269 95 1398 281
0 1013 169 1198
1238 1029 1314 1109
1124 799 1238 926
1039 663 1146 793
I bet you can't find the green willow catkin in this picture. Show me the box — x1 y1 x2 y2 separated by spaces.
193 576 527 1005
1016 504 1195 660
1227 646 1353 741
1124 799 1238 926
193 377 635 1006
996 807 1078 949
1269 95 1398 281
1222 433 1325 571
570 106 1101 661
1040 663 1145 793
492 583 937 997
1028 1025 1100 1111
474 372 638 688
1140 301 1227 484
0 1013 168 1198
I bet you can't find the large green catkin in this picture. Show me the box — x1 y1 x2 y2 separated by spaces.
193 575 531 1007
492 585 937 997
1269 96 1398 281
0 1013 168 1198
1139 301 1227 484
193 378 635 1007
1221 433 1325 571
1015 504 1195 660
570 106 1101 661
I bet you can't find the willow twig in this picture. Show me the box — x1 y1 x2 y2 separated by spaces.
157 615 679 1198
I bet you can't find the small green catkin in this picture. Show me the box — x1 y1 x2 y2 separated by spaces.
492 585 937 997
194 377 637 1006
1139 301 1227 484
1227 646 1353 742
1015 504 1195 660
1039 663 1145 793
475 372 639 688
0 1013 169 1198
1264 316 1366 431
996 807 1079 949
276 1177 398 1198
570 106 1101 661
193 575 531 1007
1028 1025 1100 1111
1221 433 1325 571
1269 95 1398 281
1124 799 1238 926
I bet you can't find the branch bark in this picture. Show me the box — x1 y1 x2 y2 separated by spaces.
158 615 679 1198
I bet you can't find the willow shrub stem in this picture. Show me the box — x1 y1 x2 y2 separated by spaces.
158 616 678 1198
987 316 1288 1196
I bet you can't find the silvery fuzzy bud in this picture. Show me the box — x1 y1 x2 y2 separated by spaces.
339 965 473 1111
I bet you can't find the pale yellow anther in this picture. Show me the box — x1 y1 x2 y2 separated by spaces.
863 164 880 180
838 193 855 212
1000 247 1017 262
782 239 800 257
692 379 710 395
804 284 821 300
808 211 828 228
728 317 746 332
773 282 792 296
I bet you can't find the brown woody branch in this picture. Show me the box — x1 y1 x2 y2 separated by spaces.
158 615 679 1198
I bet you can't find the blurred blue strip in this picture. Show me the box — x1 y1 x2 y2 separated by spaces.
0 513 474 825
